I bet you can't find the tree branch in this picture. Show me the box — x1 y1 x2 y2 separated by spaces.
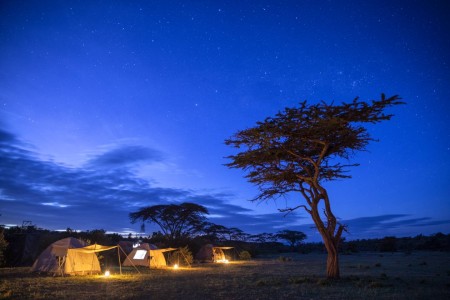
279 205 311 215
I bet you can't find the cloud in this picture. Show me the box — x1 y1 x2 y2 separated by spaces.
0 128 17 144
0 128 181 231
0 127 302 234
87 145 164 169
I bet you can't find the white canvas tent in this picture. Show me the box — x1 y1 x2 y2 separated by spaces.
195 244 233 262
31 237 117 275
123 243 176 268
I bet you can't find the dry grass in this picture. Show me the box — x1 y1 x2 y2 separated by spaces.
1 251 449 299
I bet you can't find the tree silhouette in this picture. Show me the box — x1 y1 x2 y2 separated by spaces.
276 230 307 251
250 232 277 244
130 202 208 243
225 94 404 278
201 222 250 242
201 222 231 242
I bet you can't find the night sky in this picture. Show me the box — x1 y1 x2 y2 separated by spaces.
1 1 449 241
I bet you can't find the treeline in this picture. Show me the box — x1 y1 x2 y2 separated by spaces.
340 233 450 253
0 224 449 268
300 234 450 254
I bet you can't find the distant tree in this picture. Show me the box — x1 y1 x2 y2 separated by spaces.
276 230 307 251
250 232 277 244
130 202 208 243
225 94 404 278
227 227 250 241
200 223 250 242
85 229 109 245
201 222 230 242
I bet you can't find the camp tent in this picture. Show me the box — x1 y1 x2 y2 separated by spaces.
31 237 117 275
123 243 176 268
195 244 233 262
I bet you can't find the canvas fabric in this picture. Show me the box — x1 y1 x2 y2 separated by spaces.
122 244 176 268
195 244 233 262
31 237 117 275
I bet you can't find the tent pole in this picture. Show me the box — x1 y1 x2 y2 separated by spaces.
179 248 191 268
119 245 141 274
117 246 122 275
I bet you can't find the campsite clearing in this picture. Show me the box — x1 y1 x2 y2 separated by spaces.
1 251 449 299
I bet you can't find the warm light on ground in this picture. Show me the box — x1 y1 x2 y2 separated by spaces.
216 259 229 264
173 264 179 270
104 270 111 277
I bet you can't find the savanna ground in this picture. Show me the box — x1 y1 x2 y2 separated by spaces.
1 251 449 299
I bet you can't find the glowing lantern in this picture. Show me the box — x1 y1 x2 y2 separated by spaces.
104 270 111 277
173 264 179 269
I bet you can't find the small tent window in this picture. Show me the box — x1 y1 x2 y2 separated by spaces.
133 250 147 260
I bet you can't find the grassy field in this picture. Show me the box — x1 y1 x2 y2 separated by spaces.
1 251 449 299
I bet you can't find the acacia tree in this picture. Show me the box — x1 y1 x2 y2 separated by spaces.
201 222 231 242
225 94 403 278
129 202 208 242
201 223 249 242
250 232 277 244
276 230 307 251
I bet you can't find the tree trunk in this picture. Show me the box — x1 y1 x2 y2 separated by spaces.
324 238 340 279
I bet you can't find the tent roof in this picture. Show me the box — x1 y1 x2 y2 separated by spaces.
152 248 177 253
71 244 118 254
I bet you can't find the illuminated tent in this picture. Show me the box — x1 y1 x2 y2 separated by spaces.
31 237 117 275
195 244 233 262
122 243 176 268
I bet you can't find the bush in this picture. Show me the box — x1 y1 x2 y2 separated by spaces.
316 278 331 286
278 256 292 262
168 246 193 267
239 251 251 260
289 277 314 284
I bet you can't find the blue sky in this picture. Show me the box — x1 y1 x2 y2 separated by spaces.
1 0 449 241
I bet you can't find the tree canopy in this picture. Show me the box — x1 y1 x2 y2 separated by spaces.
276 230 307 251
129 202 209 242
225 94 404 278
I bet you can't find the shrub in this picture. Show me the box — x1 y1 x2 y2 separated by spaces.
168 246 193 266
239 250 251 260
289 277 313 284
316 278 331 286
278 256 292 262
